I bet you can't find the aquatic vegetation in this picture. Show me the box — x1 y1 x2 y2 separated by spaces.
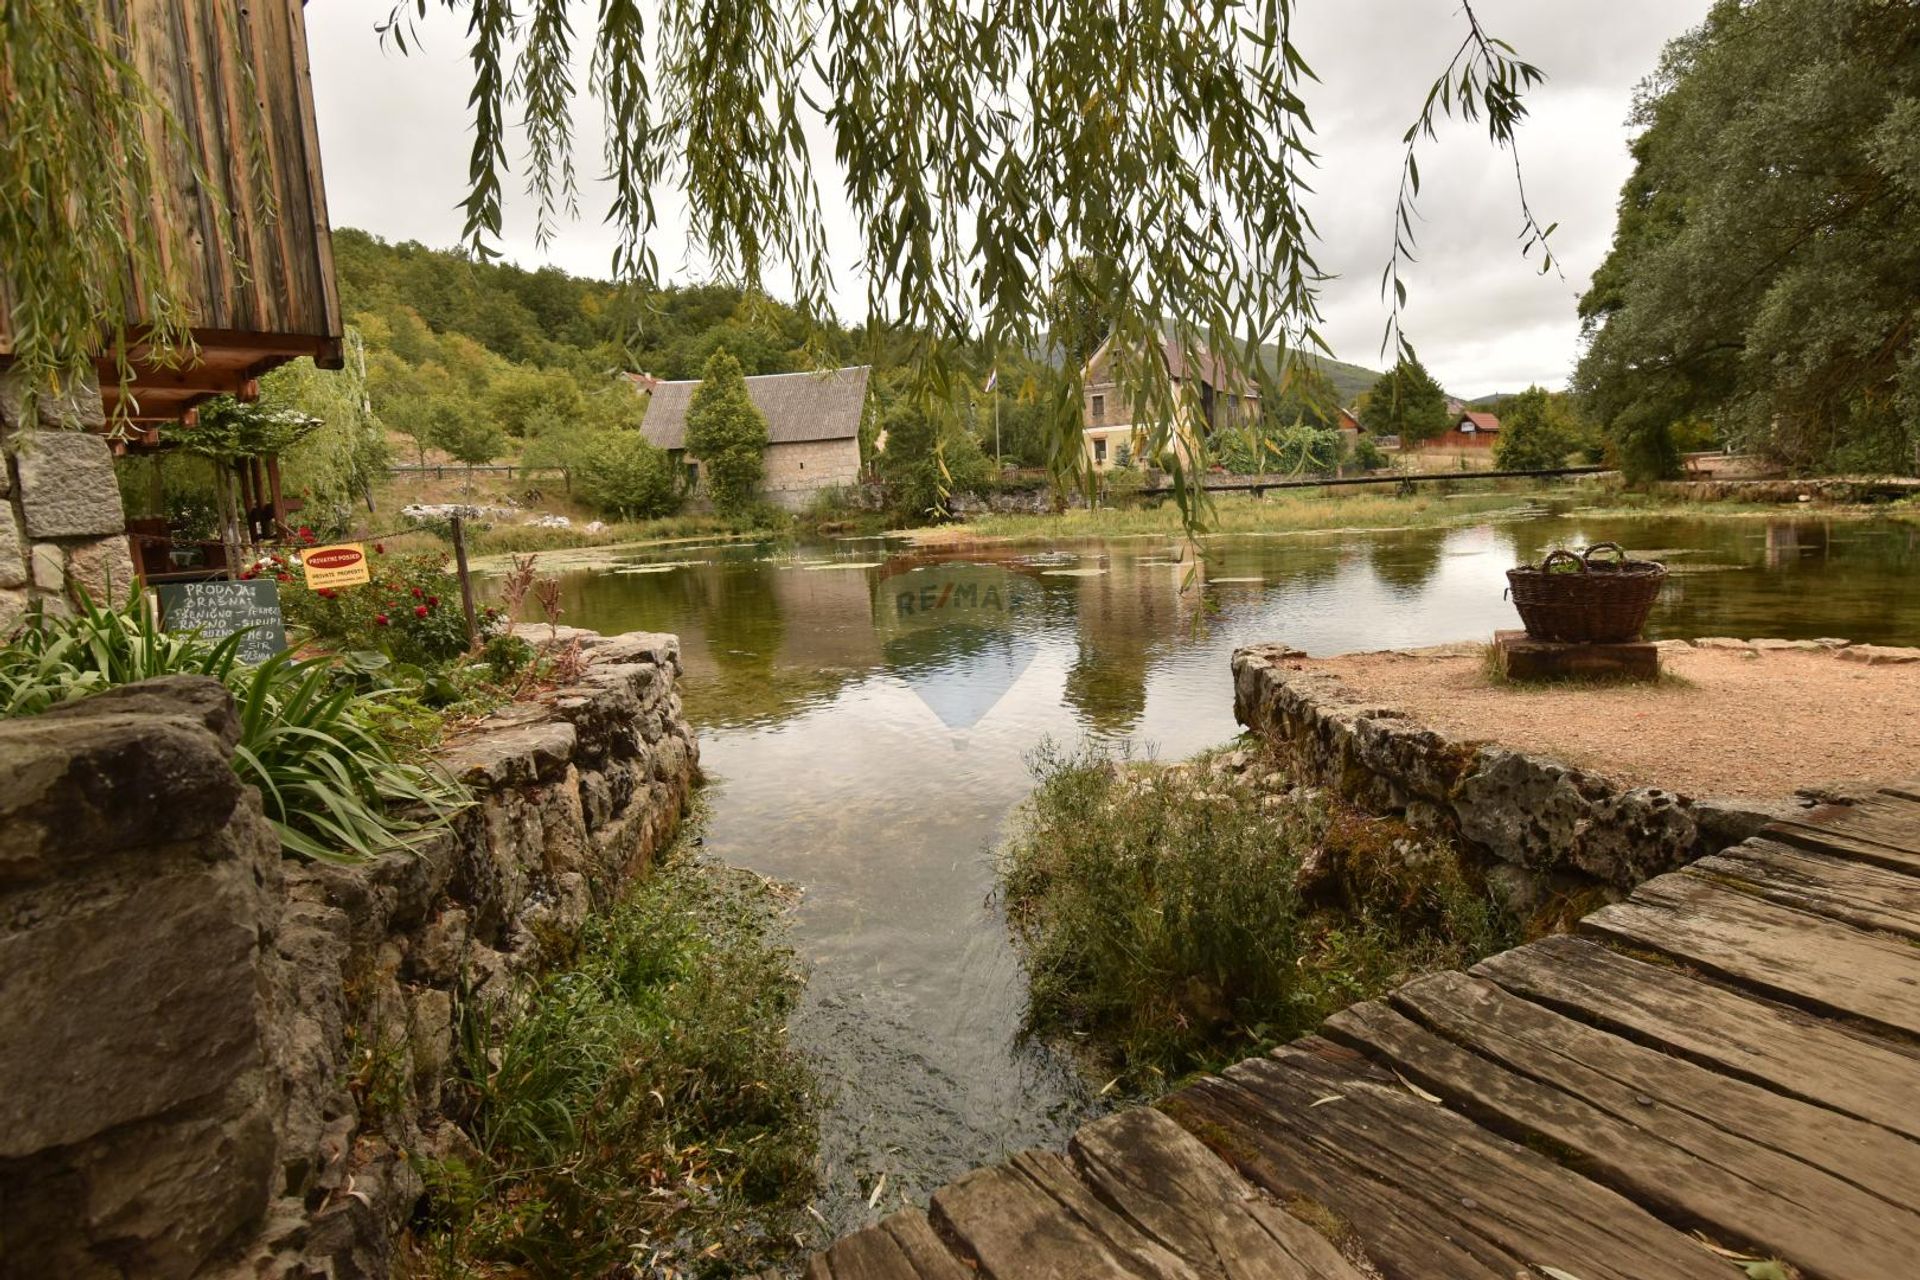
998 740 1514 1093
412 837 818 1278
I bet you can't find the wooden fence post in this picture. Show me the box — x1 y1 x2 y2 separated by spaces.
450 515 480 645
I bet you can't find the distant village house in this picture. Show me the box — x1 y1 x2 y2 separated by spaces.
1438 409 1502 448
637 366 869 510
1080 336 1260 471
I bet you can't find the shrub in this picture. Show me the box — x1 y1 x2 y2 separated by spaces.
416 845 817 1278
0 593 467 864
1493 386 1580 471
683 350 769 516
998 740 1512 1090
1352 435 1388 471
877 400 991 521
571 429 681 520
276 548 486 666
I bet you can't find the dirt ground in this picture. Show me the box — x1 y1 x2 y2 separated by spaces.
1307 642 1920 802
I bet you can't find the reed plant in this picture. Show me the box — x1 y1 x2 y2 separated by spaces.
998 741 1512 1092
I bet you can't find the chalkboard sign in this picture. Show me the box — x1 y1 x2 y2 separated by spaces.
155 579 288 666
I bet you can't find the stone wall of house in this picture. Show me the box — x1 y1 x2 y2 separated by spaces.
1232 643 1788 913
0 628 699 1280
760 437 863 510
0 372 141 630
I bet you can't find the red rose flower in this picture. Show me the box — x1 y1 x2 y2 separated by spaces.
411 587 424 598
374 542 386 555
275 572 291 583
374 614 390 627
297 526 314 543
414 604 429 618
426 596 439 608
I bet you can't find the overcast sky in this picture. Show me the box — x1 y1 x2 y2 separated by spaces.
305 0 1710 398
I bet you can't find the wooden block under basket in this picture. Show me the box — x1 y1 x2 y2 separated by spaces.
1494 630 1660 682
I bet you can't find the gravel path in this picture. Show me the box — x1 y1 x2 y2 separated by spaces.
1310 643 1920 802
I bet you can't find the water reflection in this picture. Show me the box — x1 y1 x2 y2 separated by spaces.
525 513 1919 1235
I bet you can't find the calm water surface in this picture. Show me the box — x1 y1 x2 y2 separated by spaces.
525 510 1919 1234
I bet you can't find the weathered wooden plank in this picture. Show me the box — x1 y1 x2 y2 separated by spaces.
1475 936 1920 1141
1581 872 1920 1036
1166 1038 1722 1280
1766 818 1920 875
814 1207 971 1280
930 1150 1198 1279
1695 838 1920 938
1328 998 1920 1280
1069 1107 1370 1279
1880 781 1920 805
1769 796 1920 864
1390 974 1920 1231
878 1210 974 1279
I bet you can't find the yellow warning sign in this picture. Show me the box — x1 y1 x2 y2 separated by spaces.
301 543 372 590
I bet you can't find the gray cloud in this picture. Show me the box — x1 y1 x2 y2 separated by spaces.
305 0 1709 396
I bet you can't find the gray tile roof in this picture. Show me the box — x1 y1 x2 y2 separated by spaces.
638 365 870 451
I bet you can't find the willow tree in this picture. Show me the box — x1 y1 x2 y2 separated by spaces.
7 0 1550 528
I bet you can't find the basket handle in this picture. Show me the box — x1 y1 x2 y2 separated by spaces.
1540 548 1587 574
1583 541 1629 566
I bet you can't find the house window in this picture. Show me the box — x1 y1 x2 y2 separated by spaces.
1093 437 1108 464
1091 393 1105 425
685 461 700 488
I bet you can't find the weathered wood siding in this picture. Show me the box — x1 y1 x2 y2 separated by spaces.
0 0 342 422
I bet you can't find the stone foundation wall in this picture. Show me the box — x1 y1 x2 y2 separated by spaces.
0 628 699 1279
0 373 141 630
1657 475 1920 504
1232 643 1779 911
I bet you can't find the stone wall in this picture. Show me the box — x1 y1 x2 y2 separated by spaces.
1232 643 1781 911
0 628 699 1279
1657 475 1920 504
0 372 141 630
760 437 863 511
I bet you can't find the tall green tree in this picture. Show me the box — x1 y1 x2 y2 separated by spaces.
1491 387 1575 471
1576 0 1920 479
573 431 680 521
683 351 769 516
1359 358 1451 445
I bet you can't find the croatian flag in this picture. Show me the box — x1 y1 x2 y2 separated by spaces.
984 369 998 393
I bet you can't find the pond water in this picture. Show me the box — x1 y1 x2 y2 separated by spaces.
520 509 1919 1235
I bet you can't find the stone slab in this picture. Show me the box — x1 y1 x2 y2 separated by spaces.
11 429 126 539
1495 630 1659 682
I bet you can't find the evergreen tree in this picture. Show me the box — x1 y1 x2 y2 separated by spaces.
1358 358 1451 446
683 351 769 516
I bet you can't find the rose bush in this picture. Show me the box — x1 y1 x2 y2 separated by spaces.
275 547 495 666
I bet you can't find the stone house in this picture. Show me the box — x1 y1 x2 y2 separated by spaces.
1080 335 1260 472
639 365 869 510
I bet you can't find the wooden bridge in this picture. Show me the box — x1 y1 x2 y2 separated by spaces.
791 783 1920 1280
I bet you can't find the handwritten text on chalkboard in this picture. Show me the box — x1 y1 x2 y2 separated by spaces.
155 580 288 665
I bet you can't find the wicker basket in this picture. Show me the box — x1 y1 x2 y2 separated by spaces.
1505 542 1667 643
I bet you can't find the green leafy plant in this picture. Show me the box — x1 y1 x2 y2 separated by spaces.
277 548 489 667
0 592 467 865
416 845 817 1278
998 740 1512 1091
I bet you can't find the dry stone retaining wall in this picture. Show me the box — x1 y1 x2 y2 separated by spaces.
0 372 141 630
0 628 699 1279
1232 643 1785 912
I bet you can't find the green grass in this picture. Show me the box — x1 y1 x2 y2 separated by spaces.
908 486 1555 546
412 828 818 1279
998 741 1514 1093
